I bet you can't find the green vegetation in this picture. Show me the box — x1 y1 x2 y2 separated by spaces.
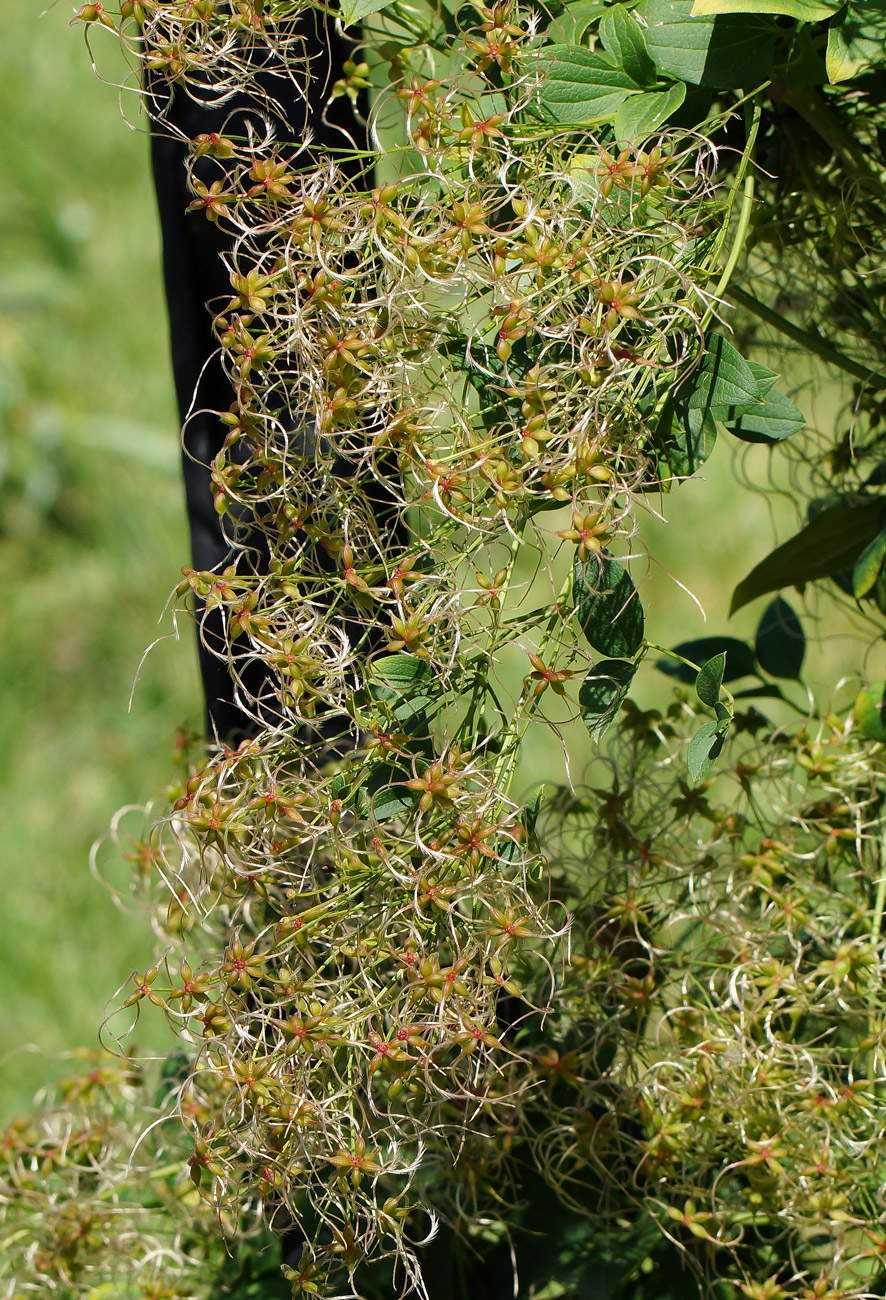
0 0 198 1119
0 0 818 1127
3 0 886 1297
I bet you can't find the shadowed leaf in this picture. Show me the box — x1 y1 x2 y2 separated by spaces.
755 597 805 680
639 0 777 86
573 554 645 657
852 525 886 598
579 659 638 739
695 652 726 706
731 502 886 613
687 719 725 782
658 637 757 683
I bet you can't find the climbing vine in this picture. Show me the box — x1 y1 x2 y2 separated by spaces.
3 1 886 1297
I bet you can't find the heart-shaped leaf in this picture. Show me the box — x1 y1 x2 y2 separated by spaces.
730 501 886 613
755 597 805 680
657 637 757 683
573 554 645 658
695 652 726 706
687 718 726 782
638 0 778 87
579 659 638 739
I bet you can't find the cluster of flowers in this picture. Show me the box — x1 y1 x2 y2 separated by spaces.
7 702 886 1297
87 3 728 1285
0 1049 253 1297
9 1 886 1298
532 703 886 1297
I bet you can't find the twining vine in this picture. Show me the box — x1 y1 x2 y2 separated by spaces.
3 1 886 1298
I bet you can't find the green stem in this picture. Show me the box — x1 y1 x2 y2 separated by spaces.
712 140 757 302
703 101 762 329
645 640 736 715
462 534 523 745
727 285 885 387
871 841 886 948
643 640 701 675
870 829 886 1083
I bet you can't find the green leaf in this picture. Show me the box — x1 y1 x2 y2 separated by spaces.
852 524 886 598
744 359 779 398
733 682 788 702
730 501 886 613
370 786 414 821
695 652 726 706
755 596 805 680
369 654 435 729
855 681 886 741
657 636 757 682
687 719 725 782
547 0 608 44
523 784 547 842
711 360 804 443
578 659 638 739
366 765 414 821
691 0 843 20
714 357 778 414
827 0 886 81
371 654 433 690
330 773 350 800
684 334 760 412
638 0 778 87
658 400 718 477
723 385 806 444
872 568 886 614
573 553 645 658
339 0 390 26
538 45 646 124
613 81 687 142
598 4 658 85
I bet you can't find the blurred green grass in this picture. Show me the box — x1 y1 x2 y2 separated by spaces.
0 0 199 1121
0 0 867 1127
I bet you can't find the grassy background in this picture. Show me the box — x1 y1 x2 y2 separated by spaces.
0 2 866 1125
0 0 199 1122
